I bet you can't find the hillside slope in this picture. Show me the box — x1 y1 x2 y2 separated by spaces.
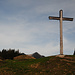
0 55 75 75
14 55 35 60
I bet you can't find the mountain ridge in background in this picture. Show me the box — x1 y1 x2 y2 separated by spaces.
28 52 45 59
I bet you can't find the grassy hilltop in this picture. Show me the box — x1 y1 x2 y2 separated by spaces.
0 55 75 75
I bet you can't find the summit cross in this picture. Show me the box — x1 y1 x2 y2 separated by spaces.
48 10 73 55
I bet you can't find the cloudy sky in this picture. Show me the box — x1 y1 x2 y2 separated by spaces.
0 0 75 56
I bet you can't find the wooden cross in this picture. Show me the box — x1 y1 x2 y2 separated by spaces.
48 10 73 55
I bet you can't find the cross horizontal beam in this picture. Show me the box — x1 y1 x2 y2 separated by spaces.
49 16 60 20
63 17 73 21
49 16 73 21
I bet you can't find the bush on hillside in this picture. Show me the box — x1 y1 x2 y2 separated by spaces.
0 49 25 60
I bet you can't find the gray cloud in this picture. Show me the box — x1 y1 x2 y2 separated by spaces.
0 0 75 56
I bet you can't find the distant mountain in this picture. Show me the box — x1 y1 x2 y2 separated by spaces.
30 52 45 59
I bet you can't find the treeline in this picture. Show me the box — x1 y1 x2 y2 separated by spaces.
0 49 25 60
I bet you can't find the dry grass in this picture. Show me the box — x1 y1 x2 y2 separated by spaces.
14 55 35 60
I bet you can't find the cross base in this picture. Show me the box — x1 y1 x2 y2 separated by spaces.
56 54 65 58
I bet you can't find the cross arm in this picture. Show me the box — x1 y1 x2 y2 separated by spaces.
49 16 73 21
49 16 60 20
63 17 73 21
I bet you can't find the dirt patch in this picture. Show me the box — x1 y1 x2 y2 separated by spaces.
14 55 35 60
61 59 75 63
30 63 40 68
64 57 75 60
56 55 65 58
61 56 75 63
0 59 2 61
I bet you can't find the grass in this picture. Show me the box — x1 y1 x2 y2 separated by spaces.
0 55 75 75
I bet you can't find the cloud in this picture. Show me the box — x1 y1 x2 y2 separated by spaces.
19 42 60 56
0 0 75 56
63 37 75 55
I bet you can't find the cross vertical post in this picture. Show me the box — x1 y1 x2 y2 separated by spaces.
48 10 73 55
60 10 63 55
